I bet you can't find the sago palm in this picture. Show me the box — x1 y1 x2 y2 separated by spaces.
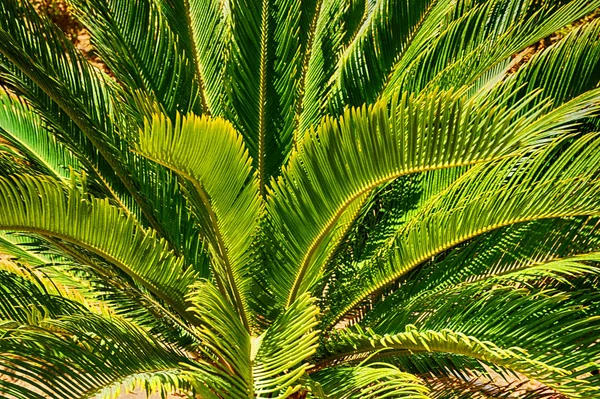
0 0 600 397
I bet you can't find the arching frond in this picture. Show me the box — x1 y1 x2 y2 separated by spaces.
0 0 167 234
187 282 320 398
328 132 600 327
327 0 452 113
156 0 230 116
382 0 600 97
67 0 203 117
0 90 80 179
253 293 320 397
0 314 196 399
138 112 262 329
0 269 86 323
321 168 469 313
324 324 594 397
296 0 347 136
0 175 197 324
331 254 600 397
497 17 600 113
359 216 600 329
266 86 595 311
313 363 430 399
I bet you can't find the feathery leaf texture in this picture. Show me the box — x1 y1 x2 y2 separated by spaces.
0 176 197 322
0 0 599 396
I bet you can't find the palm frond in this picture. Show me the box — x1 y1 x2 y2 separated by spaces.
323 324 593 397
340 255 600 397
0 232 58 269
185 281 252 397
187 282 321 398
322 168 468 310
67 0 203 117
327 0 451 113
0 0 162 232
296 0 347 136
0 175 197 324
156 0 230 116
358 216 600 329
138 111 262 329
0 269 86 323
382 0 600 97
504 17 600 109
327 131 600 327
312 363 430 399
265 86 594 312
0 89 80 180
0 314 196 399
253 293 320 397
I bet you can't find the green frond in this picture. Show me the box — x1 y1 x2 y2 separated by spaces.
1 0 211 295
382 0 600 97
138 112 262 329
253 293 320 397
371 252 600 333
156 0 230 116
0 232 55 269
270 0 313 161
0 0 210 272
328 132 600 327
339 0 369 47
506 18 600 108
358 216 600 329
296 0 347 136
67 0 203 117
1 230 197 333
346 256 600 397
128 159 211 277
185 281 252 397
327 0 451 113
224 0 272 189
0 0 599 396
0 0 119 151
32 245 204 348
0 175 197 324
0 0 161 231
313 363 430 399
92 370 193 399
325 325 590 397
322 168 469 309
0 233 116 310
187 283 321 398
266 86 581 312
0 269 86 323
0 314 196 399
0 90 81 179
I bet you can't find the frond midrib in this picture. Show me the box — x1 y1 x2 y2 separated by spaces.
138 151 251 331
292 0 325 145
286 156 503 306
182 0 211 114
257 0 269 197
329 209 600 330
0 224 198 327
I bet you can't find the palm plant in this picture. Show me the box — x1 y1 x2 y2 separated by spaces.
1 0 600 397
